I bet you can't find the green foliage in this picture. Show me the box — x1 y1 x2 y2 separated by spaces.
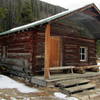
16 1 33 25
0 8 8 18
0 0 65 31
0 7 8 32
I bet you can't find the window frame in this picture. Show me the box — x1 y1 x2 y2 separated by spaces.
80 46 88 62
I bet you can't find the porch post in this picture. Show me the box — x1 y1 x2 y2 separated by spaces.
44 24 51 79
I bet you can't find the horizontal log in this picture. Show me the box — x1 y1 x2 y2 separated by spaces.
50 66 75 70
7 50 32 53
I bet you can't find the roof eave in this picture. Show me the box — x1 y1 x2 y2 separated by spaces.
0 3 99 36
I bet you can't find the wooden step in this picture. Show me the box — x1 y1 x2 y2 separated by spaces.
64 83 96 94
55 79 90 88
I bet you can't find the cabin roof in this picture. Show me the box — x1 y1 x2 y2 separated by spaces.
0 3 100 39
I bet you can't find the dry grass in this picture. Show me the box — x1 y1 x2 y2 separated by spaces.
0 88 62 100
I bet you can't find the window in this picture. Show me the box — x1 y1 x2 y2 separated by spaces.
80 47 88 61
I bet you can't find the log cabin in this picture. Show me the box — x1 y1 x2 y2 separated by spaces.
0 3 100 79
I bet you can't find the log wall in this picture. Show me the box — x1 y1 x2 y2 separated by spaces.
51 23 97 66
0 30 36 75
0 24 97 75
62 36 96 66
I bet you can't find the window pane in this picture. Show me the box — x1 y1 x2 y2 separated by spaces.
82 54 85 60
82 48 85 53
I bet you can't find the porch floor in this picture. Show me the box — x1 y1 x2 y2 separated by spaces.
33 72 100 83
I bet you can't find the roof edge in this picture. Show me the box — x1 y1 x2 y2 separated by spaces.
0 3 99 36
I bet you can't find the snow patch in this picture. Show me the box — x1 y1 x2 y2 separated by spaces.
97 63 100 65
23 98 30 100
97 63 100 70
0 75 39 93
66 97 79 100
54 92 79 100
54 92 67 99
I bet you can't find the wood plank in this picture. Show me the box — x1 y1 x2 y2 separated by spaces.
64 83 95 93
56 79 90 87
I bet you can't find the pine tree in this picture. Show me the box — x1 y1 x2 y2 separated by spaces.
20 1 33 25
0 7 8 32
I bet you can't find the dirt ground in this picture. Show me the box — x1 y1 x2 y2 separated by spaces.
0 76 62 100
1 74 100 100
0 88 62 100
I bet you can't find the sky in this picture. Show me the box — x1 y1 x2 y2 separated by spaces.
41 0 100 10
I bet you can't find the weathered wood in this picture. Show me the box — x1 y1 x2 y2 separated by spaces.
50 66 75 74
0 4 98 78
44 24 51 79
31 77 47 87
64 83 95 94
0 30 34 75
56 79 90 88
82 65 99 72
82 65 100 69
50 66 75 70
32 30 38 74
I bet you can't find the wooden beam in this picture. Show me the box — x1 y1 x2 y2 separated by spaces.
44 24 51 79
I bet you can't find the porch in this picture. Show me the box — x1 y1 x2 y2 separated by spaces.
31 71 100 87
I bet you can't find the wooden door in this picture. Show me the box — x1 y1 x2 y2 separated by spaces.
49 36 61 67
